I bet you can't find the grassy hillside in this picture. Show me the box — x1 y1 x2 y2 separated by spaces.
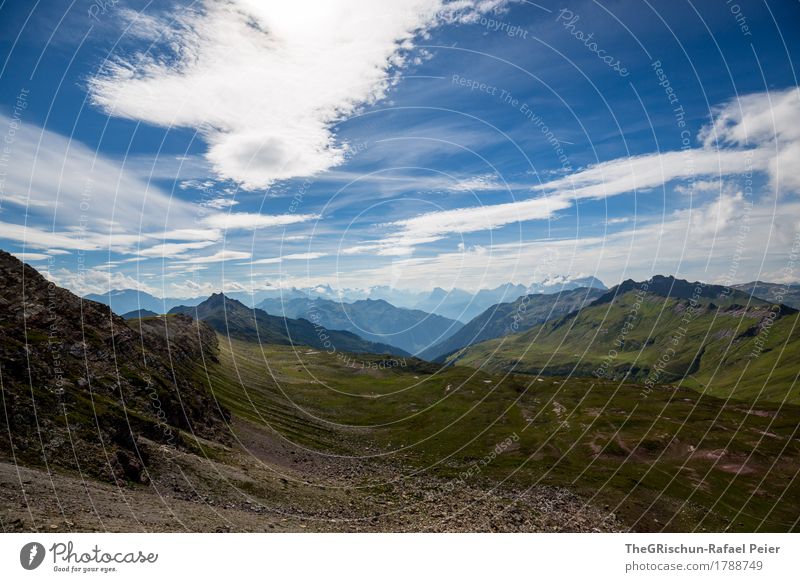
421 287 603 361
199 336 800 532
451 276 800 404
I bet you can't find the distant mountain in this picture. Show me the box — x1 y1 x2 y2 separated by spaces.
0 251 228 484
451 275 800 404
411 287 476 322
85 288 205 314
257 296 463 355
422 287 604 361
528 275 607 294
91 275 607 323
170 293 409 356
121 308 158 319
732 281 800 310
412 276 607 323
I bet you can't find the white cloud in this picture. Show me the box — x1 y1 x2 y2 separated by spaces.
345 195 571 256
674 180 721 195
87 0 506 189
12 252 51 262
201 212 319 230
183 250 252 263
448 173 503 192
138 241 217 258
324 192 800 291
45 267 157 296
343 88 800 258
248 251 328 265
535 87 800 200
0 114 200 243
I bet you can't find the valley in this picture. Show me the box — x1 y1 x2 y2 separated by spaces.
2 253 800 532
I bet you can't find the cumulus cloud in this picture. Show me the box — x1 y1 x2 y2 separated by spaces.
88 0 506 190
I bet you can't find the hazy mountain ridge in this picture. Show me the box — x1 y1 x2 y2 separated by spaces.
732 280 800 309
170 293 410 356
257 296 463 354
421 287 605 361
87 274 607 323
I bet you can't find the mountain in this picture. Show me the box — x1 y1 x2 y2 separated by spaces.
732 280 800 310
0 251 228 484
122 308 158 319
85 288 206 314
5 255 800 533
411 287 475 322
450 275 800 403
411 276 607 323
170 293 409 356
527 274 607 294
421 287 605 361
257 296 462 355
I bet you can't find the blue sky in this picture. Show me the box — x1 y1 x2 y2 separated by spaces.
1 0 799 297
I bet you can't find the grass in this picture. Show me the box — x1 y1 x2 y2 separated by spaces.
452 292 800 405
200 334 800 532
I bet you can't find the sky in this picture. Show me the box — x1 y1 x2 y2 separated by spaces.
0 0 798 298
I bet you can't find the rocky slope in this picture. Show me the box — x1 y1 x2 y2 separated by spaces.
0 251 229 484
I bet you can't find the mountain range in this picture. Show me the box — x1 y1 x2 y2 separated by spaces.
5 251 800 532
169 293 409 356
257 296 463 355
450 275 800 404
86 274 607 324
732 280 800 309
421 286 605 361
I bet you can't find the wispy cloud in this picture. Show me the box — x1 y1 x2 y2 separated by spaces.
247 252 328 265
201 212 319 231
343 88 800 257
183 250 252 264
